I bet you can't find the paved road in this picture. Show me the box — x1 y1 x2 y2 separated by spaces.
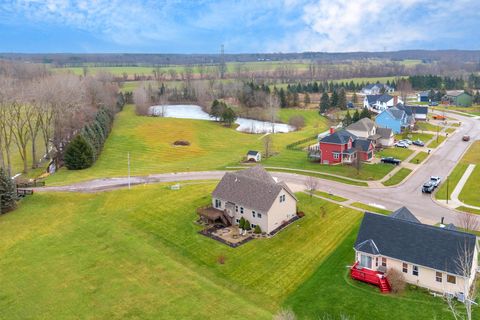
35 111 479 226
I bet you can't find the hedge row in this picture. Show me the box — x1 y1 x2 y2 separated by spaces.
286 135 318 151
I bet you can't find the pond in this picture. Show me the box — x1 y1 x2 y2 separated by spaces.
149 105 295 133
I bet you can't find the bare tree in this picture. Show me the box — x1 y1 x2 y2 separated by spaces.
263 134 273 159
304 176 319 198
396 78 412 104
9 102 31 173
456 212 480 233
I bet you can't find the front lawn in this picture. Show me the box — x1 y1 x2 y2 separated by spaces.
377 148 414 161
395 132 434 143
416 122 442 132
427 135 446 148
313 190 348 202
382 168 412 186
409 151 429 164
459 165 480 207
0 184 364 318
350 202 391 215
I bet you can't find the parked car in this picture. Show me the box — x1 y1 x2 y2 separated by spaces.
422 181 436 193
432 115 447 120
430 176 442 187
395 141 409 148
403 139 413 145
463 135 470 142
380 157 401 165
412 140 425 147
429 101 439 106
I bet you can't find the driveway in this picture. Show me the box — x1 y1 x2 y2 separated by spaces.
34 111 480 226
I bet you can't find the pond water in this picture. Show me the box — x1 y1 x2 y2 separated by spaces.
149 105 295 133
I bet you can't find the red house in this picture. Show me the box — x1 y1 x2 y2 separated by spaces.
316 129 374 165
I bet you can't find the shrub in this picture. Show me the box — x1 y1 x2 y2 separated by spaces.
64 135 95 170
288 115 305 129
386 268 406 294
239 217 246 229
244 219 251 231
297 211 305 218
254 225 262 234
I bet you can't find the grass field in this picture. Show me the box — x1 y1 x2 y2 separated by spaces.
266 168 368 186
382 168 412 186
396 132 434 143
416 122 442 132
313 190 348 202
436 141 480 202
0 184 367 318
427 135 446 148
350 202 391 214
46 106 328 185
409 151 429 164
377 148 414 161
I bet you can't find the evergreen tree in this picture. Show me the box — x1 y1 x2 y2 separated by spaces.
360 108 371 119
209 99 224 120
64 135 95 170
244 220 251 231
474 90 480 104
254 225 262 234
352 109 360 123
319 92 330 114
330 90 339 108
428 89 436 101
352 91 358 104
220 107 237 127
278 88 288 108
0 167 16 214
338 88 347 110
239 217 246 229
292 91 299 107
343 110 353 127
303 93 311 107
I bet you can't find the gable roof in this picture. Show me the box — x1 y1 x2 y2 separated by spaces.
354 212 477 276
382 107 406 121
212 166 296 212
390 206 420 223
412 106 428 115
320 129 357 145
247 150 259 156
446 90 468 97
346 118 376 133
376 127 393 139
365 93 394 104
353 138 372 152
364 83 390 90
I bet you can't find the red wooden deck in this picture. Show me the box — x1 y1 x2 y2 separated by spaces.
350 262 391 293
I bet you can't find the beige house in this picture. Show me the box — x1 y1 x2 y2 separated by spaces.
354 207 479 295
210 166 297 234
345 118 394 148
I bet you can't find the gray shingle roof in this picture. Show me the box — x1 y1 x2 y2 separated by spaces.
247 150 259 156
212 166 296 213
412 106 428 115
376 127 392 139
354 212 477 276
386 107 406 121
346 118 375 133
353 138 372 152
390 207 420 223
320 130 357 144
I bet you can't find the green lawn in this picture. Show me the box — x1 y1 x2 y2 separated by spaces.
266 168 368 186
459 166 480 207
284 225 458 319
350 202 391 215
395 132 434 143
445 127 456 134
382 168 412 186
377 148 414 161
313 190 348 202
436 163 469 200
0 184 364 318
427 135 446 148
416 122 442 132
409 151 429 164
46 105 328 186
457 206 480 215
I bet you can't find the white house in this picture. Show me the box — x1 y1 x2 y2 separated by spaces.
246 150 261 162
210 166 297 234
352 208 479 295
363 94 402 113
362 83 394 95
345 118 394 148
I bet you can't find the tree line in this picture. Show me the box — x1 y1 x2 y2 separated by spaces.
408 75 467 90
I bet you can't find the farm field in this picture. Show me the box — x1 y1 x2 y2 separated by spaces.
46 106 328 185
0 184 368 318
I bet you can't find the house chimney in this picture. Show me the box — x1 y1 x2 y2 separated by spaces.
330 126 335 134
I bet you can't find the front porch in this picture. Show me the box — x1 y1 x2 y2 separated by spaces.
350 261 391 293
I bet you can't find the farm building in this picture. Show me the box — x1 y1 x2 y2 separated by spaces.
443 90 473 107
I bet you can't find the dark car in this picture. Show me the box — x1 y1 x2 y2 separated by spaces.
463 135 470 142
422 181 435 193
429 101 439 106
412 140 425 147
380 157 401 165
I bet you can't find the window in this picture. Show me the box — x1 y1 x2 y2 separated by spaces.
436 272 442 283
381 257 387 267
279 195 286 203
375 257 378 267
240 207 244 214
333 152 340 160
402 263 408 273
412 265 419 276
215 199 221 208
235 205 238 212
359 254 372 269
257 213 262 218
252 211 256 218
235 219 239 223
251 224 256 228
447 275 456 284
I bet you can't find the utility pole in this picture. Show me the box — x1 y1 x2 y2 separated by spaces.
128 152 131 190
446 176 449 204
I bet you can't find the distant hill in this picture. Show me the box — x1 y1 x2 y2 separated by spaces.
1 50 480 66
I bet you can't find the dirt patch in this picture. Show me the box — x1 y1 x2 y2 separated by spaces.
173 140 191 146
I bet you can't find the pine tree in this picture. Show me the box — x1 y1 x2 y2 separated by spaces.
343 110 353 127
352 109 360 123
239 216 246 229
303 93 311 107
0 167 17 213
210 99 224 120
319 92 330 114
64 135 95 170
330 90 339 108
244 220 251 231
278 88 287 108
220 107 237 127
338 88 347 110
360 108 371 119
352 91 358 103
292 91 299 107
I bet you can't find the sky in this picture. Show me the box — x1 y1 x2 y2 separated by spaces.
0 0 479 53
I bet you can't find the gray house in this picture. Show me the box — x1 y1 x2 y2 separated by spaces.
209 166 297 234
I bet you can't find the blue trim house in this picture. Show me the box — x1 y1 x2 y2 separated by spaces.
375 107 413 134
